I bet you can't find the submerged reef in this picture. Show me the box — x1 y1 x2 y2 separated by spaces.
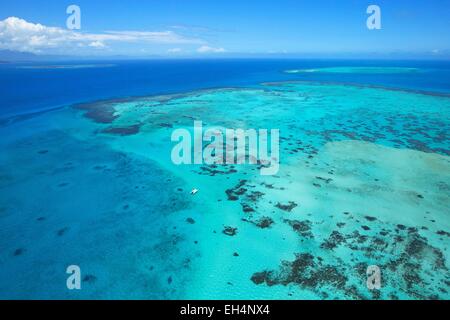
75 101 118 124
284 67 422 75
1 81 448 299
247 140 450 299
102 124 141 136
69 82 449 300
223 226 238 236
251 225 448 300
275 201 298 212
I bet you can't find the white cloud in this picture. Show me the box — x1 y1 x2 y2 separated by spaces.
197 45 226 53
0 17 204 54
88 41 106 48
104 31 203 44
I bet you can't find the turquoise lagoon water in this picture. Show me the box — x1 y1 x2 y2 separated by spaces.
0 62 449 299
285 66 421 74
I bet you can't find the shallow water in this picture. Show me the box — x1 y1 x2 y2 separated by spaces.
285 66 422 74
0 78 448 299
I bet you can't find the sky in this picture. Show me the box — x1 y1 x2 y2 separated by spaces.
0 0 449 58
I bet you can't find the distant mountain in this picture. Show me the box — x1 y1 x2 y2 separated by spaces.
0 50 39 61
0 50 178 62
0 50 75 62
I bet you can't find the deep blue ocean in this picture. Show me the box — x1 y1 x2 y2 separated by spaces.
1 59 449 119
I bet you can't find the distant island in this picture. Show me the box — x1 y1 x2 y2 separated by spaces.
285 66 421 74
17 64 116 70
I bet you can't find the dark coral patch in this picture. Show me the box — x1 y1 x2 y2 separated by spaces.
256 217 274 229
225 190 239 201
241 203 255 213
437 230 450 238
246 191 265 202
251 253 357 297
102 124 141 136
198 164 237 176
315 176 333 184
320 231 346 250
251 271 273 285
57 227 69 237
242 216 274 229
225 180 248 201
13 248 25 256
284 219 313 238
75 102 118 124
83 275 97 283
223 226 238 236
275 201 298 212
